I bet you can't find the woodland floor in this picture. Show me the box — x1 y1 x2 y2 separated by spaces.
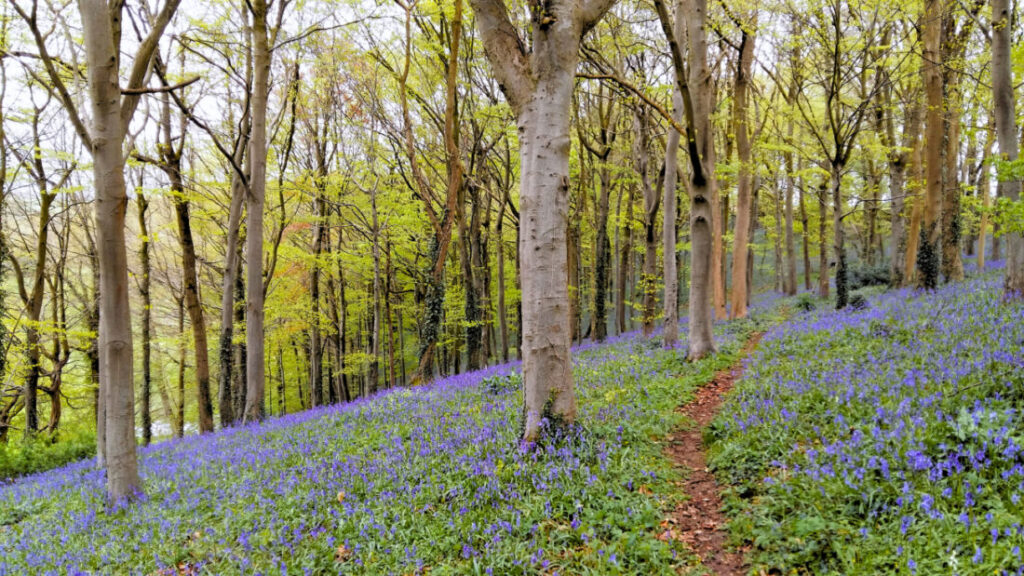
664 334 762 576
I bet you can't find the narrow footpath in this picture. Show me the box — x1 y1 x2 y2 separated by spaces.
663 334 763 576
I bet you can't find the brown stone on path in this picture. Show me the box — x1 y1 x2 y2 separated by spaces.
663 334 762 576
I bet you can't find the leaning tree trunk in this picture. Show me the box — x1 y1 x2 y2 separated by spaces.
993 0 1023 293
160 91 215 432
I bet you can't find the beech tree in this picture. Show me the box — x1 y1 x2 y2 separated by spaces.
470 0 616 440
12 0 183 502
993 0 1023 294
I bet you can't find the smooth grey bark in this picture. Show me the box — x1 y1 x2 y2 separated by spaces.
82 0 180 503
243 0 269 423
993 0 1023 293
918 0 943 290
15 0 181 503
663 88 683 348
730 18 755 319
683 0 716 358
783 118 797 296
471 0 615 441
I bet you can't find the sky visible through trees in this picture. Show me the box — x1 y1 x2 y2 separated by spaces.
0 0 1023 572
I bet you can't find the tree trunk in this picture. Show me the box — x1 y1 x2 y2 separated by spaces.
832 162 849 308
567 218 581 341
663 88 683 347
175 296 186 438
712 147 728 319
633 108 660 338
496 202 510 362
309 176 326 406
514 81 577 439
19 185 55 438
592 134 614 342
818 182 830 298
158 92 216 433
993 0 1023 293
783 121 797 295
616 184 633 334
799 177 812 290
918 0 944 290
80 0 142 503
244 0 269 423
684 0 716 359
137 192 152 445
729 17 755 318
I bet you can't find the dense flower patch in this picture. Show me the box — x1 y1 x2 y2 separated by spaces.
0 322 748 575
710 269 1024 575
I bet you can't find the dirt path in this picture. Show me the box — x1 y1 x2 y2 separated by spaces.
663 334 762 576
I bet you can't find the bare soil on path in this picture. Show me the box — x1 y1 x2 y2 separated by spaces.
663 334 763 576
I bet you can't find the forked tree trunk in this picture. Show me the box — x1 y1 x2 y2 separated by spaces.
80 0 150 504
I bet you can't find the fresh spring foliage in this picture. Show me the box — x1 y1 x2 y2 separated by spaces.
0 431 95 484
0 323 752 575
710 265 1024 575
